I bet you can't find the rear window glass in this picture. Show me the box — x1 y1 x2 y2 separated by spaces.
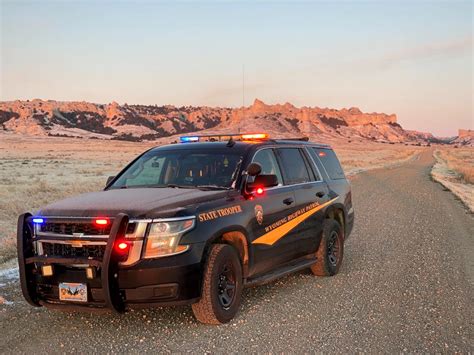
313 148 345 180
276 148 311 185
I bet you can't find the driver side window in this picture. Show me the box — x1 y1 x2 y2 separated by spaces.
125 156 166 186
251 149 283 186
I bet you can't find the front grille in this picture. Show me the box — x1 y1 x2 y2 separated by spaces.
41 222 111 235
42 242 106 259
40 222 136 236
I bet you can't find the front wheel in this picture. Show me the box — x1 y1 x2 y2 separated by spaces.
311 219 344 276
192 244 243 324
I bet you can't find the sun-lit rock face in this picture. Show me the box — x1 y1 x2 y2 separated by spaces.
0 98 434 143
458 129 473 138
453 129 474 146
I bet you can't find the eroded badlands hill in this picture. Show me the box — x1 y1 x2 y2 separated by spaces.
0 98 434 143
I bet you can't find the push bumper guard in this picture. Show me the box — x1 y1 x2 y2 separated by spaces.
17 213 129 313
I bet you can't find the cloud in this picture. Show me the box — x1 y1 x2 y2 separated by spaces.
377 35 472 68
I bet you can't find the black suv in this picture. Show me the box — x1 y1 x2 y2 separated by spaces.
18 133 354 324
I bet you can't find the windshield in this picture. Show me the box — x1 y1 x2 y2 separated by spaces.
110 149 243 190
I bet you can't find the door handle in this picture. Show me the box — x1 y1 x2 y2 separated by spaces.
315 191 326 198
283 198 294 205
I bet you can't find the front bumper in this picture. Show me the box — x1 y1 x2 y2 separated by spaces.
18 213 205 312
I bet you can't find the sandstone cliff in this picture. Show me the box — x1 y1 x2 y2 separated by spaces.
453 129 474 146
0 98 433 143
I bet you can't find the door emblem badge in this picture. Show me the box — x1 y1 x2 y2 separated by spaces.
255 205 264 225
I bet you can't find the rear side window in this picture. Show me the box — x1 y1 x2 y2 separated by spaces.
313 148 345 180
276 148 311 185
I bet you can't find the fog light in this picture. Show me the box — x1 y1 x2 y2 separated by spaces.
85 267 95 279
42 265 53 277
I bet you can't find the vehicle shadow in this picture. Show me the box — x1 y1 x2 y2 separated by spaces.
6 251 357 331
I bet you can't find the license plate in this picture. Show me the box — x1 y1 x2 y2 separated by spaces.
59 282 87 302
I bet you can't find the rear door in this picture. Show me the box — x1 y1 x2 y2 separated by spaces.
275 147 330 257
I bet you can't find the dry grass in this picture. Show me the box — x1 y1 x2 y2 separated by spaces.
432 148 474 212
0 133 155 263
332 142 421 176
436 148 474 184
0 133 421 263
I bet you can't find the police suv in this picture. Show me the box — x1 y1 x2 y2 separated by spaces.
18 133 354 324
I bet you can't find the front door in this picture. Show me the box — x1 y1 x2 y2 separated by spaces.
246 148 298 276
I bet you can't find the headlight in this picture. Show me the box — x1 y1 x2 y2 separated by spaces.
143 217 195 258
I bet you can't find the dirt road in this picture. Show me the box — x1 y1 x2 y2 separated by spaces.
1 150 472 353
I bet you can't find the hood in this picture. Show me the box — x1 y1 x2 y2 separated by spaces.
38 188 229 218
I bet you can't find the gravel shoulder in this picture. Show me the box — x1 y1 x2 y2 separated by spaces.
1 149 473 353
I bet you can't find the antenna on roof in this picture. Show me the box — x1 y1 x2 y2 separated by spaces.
227 136 236 147
242 64 245 109
240 64 245 134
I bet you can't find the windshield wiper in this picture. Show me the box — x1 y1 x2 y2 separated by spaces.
195 185 232 191
147 184 230 190
165 184 194 189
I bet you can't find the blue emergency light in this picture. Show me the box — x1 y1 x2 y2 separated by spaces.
180 136 200 143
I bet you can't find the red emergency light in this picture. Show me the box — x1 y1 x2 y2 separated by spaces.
94 218 109 226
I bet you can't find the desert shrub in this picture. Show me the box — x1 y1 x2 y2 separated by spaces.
201 115 220 129
319 115 348 128
285 118 299 130
112 133 142 142
389 122 402 128
0 110 19 124
52 111 116 135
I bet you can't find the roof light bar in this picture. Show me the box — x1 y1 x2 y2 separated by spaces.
179 133 269 143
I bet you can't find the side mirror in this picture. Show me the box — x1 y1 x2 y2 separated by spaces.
246 162 262 177
248 174 279 190
106 176 115 186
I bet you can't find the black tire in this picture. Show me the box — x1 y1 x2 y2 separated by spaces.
311 219 344 276
192 244 243 324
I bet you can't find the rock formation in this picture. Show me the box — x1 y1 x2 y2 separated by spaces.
0 98 438 143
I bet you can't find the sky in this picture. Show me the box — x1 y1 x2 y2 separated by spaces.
1 0 472 136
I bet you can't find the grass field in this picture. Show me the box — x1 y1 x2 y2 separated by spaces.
0 133 422 263
431 147 474 212
435 148 474 184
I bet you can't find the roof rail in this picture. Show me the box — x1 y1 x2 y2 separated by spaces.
277 137 310 142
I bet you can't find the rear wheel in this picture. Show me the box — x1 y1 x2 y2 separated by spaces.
192 244 243 324
311 219 344 276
